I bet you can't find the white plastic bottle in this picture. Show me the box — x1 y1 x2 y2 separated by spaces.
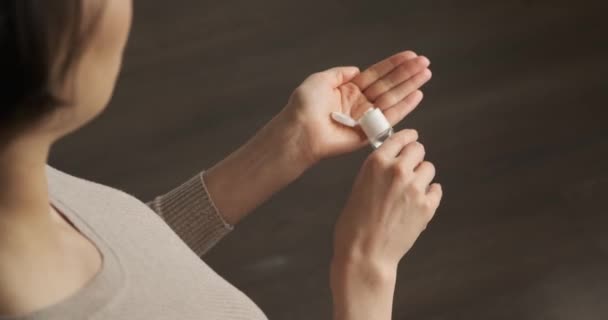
331 108 393 149
358 108 393 148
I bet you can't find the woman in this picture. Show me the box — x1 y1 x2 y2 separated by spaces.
0 1 442 319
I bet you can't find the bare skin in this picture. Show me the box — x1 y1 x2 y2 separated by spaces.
332 130 442 320
0 0 439 318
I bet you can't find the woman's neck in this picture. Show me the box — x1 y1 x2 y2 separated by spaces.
0 135 57 249
0 134 106 317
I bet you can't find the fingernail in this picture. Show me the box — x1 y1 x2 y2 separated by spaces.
419 56 431 66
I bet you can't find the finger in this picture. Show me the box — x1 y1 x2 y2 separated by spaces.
398 141 426 170
413 161 436 190
320 66 361 88
352 51 418 91
426 183 443 211
363 56 430 102
375 69 432 110
384 90 424 126
375 129 419 158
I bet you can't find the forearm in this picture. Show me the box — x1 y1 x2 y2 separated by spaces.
330 257 397 320
204 109 314 225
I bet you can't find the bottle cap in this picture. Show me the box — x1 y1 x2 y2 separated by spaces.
358 108 391 141
330 111 358 127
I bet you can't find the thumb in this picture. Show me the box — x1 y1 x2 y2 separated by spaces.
321 66 360 88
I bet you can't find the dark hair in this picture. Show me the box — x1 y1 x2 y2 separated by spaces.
0 1 99 135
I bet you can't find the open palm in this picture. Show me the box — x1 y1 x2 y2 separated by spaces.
287 51 432 161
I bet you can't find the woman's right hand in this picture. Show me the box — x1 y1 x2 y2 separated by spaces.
330 129 443 320
334 128 443 267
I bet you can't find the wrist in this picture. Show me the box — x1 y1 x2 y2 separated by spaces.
330 256 397 320
204 110 315 225
265 108 319 172
330 255 397 291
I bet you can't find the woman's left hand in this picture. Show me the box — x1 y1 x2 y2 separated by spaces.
281 50 432 164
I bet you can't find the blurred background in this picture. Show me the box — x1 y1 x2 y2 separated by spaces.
50 0 608 319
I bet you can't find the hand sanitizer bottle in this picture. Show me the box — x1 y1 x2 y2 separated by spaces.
358 108 393 149
331 108 393 149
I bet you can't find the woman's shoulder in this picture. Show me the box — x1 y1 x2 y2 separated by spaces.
46 165 144 210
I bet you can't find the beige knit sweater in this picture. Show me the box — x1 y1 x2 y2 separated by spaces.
0 166 268 320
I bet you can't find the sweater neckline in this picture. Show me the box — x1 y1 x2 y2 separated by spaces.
0 189 125 320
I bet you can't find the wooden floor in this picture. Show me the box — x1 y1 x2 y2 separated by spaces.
50 0 608 318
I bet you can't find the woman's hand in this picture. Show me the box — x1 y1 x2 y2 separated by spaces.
334 129 442 266
330 129 442 320
282 51 431 163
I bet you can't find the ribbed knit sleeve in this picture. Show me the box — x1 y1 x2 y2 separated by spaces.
147 172 233 256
